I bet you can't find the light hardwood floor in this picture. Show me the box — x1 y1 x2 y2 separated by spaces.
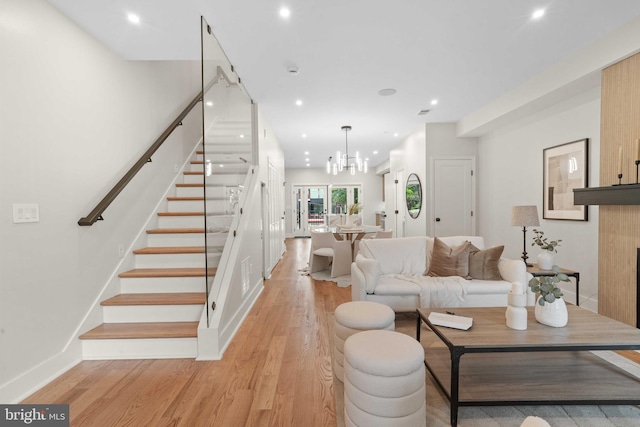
21 237 640 426
23 237 351 426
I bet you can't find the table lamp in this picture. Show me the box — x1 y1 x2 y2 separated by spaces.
511 205 540 267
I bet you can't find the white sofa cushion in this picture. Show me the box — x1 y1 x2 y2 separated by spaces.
359 236 429 275
465 279 511 294
374 276 422 296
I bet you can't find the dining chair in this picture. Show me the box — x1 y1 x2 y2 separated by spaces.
309 230 352 277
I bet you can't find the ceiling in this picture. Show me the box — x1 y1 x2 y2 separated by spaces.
48 0 640 169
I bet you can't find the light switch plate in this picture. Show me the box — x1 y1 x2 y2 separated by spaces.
13 203 39 223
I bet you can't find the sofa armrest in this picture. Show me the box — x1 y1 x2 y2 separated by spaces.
351 262 367 301
355 254 381 294
498 258 534 304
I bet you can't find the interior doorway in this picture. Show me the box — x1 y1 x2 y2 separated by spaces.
292 186 328 237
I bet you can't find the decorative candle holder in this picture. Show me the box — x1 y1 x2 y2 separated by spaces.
615 173 623 186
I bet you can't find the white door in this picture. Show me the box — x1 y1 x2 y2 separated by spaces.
433 158 475 236
292 186 328 237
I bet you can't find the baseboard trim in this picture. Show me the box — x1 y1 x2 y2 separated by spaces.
0 341 82 403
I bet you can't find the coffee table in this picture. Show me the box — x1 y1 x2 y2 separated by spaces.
417 306 640 427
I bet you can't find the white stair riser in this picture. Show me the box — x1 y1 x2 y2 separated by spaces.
201 142 251 152
147 233 205 246
175 186 205 198
158 215 205 228
82 338 198 360
134 253 206 269
197 153 253 163
183 174 245 185
205 215 234 230
120 276 206 294
168 200 231 212
175 185 241 198
191 164 250 173
103 305 203 323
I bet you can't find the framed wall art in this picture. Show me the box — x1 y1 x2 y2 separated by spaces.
543 138 589 221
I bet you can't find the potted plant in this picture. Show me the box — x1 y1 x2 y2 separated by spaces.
531 229 561 270
528 265 569 327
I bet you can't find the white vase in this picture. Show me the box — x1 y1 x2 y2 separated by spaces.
534 296 568 327
537 251 554 270
346 215 354 226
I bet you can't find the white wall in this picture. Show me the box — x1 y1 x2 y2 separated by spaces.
477 89 600 311
0 0 201 401
256 106 286 272
284 168 383 236
388 123 478 237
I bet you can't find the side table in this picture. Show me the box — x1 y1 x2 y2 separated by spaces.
527 264 580 306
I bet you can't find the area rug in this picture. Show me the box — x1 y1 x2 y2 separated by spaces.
299 266 351 288
327 312 640 427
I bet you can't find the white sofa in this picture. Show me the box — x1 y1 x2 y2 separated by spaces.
351 235 534 312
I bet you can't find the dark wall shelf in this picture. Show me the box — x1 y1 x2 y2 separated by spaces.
574 185 640 205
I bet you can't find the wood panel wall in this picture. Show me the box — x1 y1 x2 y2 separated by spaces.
599 52 640 326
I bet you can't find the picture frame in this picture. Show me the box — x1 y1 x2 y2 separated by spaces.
543 138 589 221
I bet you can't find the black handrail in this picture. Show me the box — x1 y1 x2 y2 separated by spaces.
78 91 203 226
78 67 238 226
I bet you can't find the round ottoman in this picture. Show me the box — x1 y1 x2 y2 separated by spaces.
343 330 426 427
334 301 395 382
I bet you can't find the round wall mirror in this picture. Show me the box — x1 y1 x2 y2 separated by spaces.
406 173 422 219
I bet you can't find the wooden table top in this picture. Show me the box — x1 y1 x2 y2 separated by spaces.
418 306 640 351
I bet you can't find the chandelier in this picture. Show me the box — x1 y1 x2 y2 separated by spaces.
326 125 368 175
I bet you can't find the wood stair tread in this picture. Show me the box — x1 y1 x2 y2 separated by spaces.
146 228 205 234
101 293 206 306
79 322 199 340
133 246 205 255
157 211 204 216
176 183 204 187
119 268 216 278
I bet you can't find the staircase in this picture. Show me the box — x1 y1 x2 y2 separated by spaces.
80 135 251 359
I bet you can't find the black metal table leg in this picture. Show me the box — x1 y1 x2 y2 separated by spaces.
450 348 463 427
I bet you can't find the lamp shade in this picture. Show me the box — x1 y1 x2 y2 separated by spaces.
511 205 540 227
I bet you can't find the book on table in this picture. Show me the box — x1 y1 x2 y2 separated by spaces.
427 312 473 330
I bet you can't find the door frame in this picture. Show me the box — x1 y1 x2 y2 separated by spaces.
291 185 329 237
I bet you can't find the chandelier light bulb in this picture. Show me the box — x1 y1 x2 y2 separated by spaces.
327 125 366 175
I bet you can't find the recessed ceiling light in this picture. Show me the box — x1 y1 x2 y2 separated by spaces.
127 13 140 24
373 150 378 154
304 151 309 155
532 9 545 20
378 88 397 96
239 134 245 139
394 133 399 137
305 158 310 162
205 101 213 107
295 99 303 106
431 99 438 106
306 163 310 167
279 7 291 19
365 158 369 161
302 134 307 138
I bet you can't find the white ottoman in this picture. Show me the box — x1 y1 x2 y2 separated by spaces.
334 301 395 382
343 330 426 427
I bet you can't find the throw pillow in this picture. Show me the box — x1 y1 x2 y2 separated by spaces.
426 237 475 278
468 245 504 280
